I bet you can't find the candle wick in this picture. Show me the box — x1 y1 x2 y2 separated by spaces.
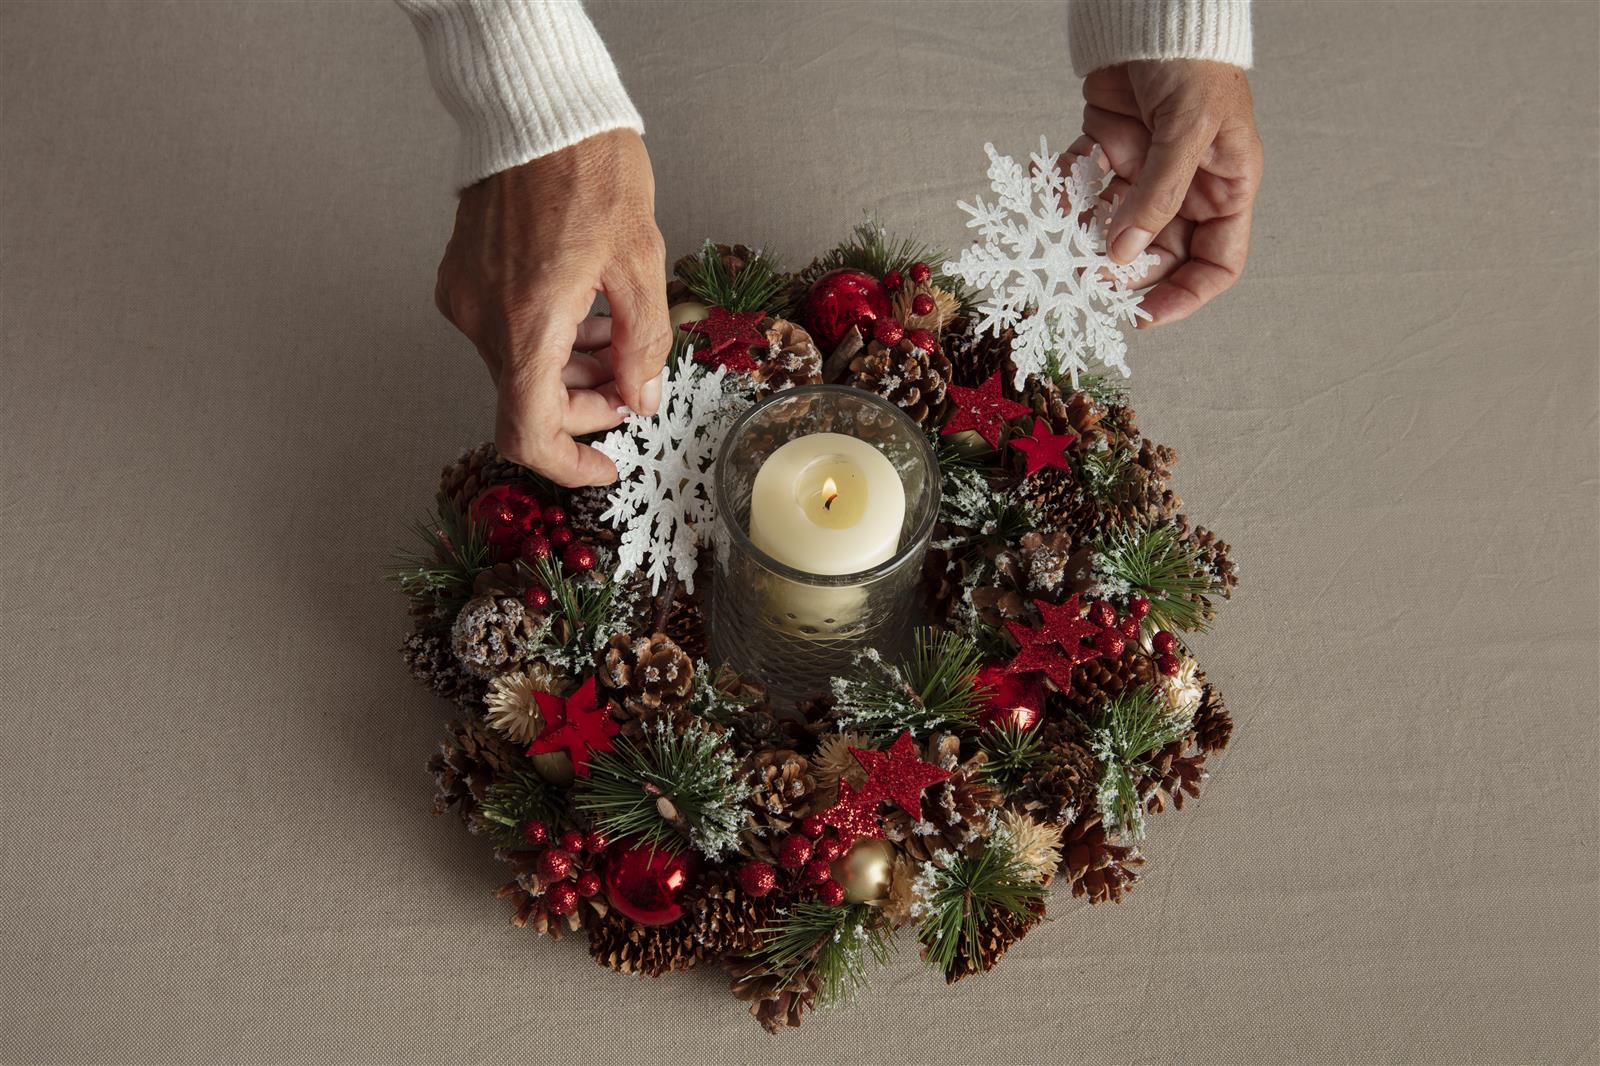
822 477 839 511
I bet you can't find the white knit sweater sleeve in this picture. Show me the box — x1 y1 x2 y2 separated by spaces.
1069 0 1253 75
396 0 642 190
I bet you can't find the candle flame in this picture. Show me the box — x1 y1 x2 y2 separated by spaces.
822 477 839 510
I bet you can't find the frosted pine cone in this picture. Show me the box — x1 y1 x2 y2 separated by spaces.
1060 813 1144 904
401 628 480 702
846 336 951 426
1012 718 1098 823
450 595 540 679
939 896 1045 983
1063 651 1154 713
943 316 1014 387
882 733 999 860
753 319 823 395
598 632 695 723
428 716 520 829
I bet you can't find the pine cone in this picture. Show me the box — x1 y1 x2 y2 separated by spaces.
882 734 1000 860
740 750 817 861
497 847 607 937
1018 467 1099 548
846 336 951 426
1176 516 1239 599
943 316 1013 387
727 957 820 1033
428 716 520 828
1017 530 1092 600
598 632 695 723
565 483 619 547
920 538 970 622
1105 441 1181 528
1060 812 1143 904
939 896 1045 983
1140 736 1206 815
401 628 481 702
753 319 823 395
663 583 709 662
586 906 705 977
1192 680 1233 754
438 442 526 506
451 595 539 679
1012 717 1098 823
1063 652 1155 714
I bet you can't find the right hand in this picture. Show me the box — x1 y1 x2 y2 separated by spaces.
432 129 671 487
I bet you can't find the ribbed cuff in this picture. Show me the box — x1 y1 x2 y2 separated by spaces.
399 0 644 190
1070 0 1253 76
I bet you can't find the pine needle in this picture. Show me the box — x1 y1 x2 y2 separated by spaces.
979 720 1049 796
480 769 561 845
389 494 493 617
675 240 787 313
1088 686 1190 840
914 838 1045 979
832 629 985 738
755 902 893 1007
1091 522 1221 633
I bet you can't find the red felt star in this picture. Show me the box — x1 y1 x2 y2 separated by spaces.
681 306 767 372
817 781 885 841
940 370 1032 449
1004 595 1104 690
850 731 951 820
1008 417 1076 476
527 676 619 777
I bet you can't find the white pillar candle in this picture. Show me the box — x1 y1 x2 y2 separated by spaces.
747 433 905 631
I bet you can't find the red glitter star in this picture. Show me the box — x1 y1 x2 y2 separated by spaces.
527 676 619 777
681 306 767 372
1007 417 1076 476
1004 595 1104 690
817 781 885 841
940 370 1032 449
850 731 951 820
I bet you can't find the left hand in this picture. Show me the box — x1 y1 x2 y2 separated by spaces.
1072 59 1264 327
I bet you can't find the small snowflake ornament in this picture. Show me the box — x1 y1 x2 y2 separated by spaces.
593 354 753 594
944 136 1159 389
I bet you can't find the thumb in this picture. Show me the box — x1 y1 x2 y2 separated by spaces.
604 236 671 417
1109 117 1216 264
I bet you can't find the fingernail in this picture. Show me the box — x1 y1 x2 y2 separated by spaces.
640 370 664 416
1111 226 1153 264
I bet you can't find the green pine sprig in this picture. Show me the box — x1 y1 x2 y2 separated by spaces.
675 240 787 313
1076 441 1134 502
832 628 987 738
979 720 1050 797
1088 685 1191 840
754 902 893 1008
390 494 493 617
1090 522 1222 633
480 769 562 845
914 838 1046 980
575 718 751 860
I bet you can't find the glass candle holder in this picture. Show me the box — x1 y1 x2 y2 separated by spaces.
709 385 940 709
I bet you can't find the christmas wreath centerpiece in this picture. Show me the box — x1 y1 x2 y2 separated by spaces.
395 139 1239 1032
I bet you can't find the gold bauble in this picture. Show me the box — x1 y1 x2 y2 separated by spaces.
530 751 575 787
669 300 710 330
831 838 894 903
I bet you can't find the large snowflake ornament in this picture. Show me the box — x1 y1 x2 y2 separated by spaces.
944 136 1159 389
594 354 752 594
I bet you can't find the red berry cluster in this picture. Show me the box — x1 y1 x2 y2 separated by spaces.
871 262 940 357
470 484 599 602
1084 595 1183 675
521 820 608 917
739 813 850 907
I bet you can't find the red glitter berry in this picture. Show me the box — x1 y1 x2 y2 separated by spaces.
549 526 574 550
1093 628 1126 658
803 858 833 885
907 328 936 353
911 293 936 316
816 879 847 906
778 835 813 870
1128 595 1151 621
1157 652 1181 677
1119 616 1142 640
574 871 602 898
519 534 552 564
1152 630 1178 655
544 881 579 916
558 830 585 854
562 541 597 573
798 815 825 839
582 831 608 855
908 261 931 284
882 269 904 292
523 584 551 611
522 820 549 847
813 836 844 863
543 506 568 527
874 318 905 346
536 848 573 882
1087 599 1117 629
738 861 778 898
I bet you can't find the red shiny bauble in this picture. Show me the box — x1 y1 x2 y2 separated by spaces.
816 879 846 906
544 881 578 916
562 541 597 573
1087 599 1117 630
603 840 700 926
523 584 551 611
800 269 893 349
974 664 1044 732
912 293 936 316
907 328 937 353
1152 630 1177 655
1093 629 1126 658
574 871 602 898
473 484 543 558
738 861 778 898
908 262 931 285
1157 652 1181 677
778 834 813 870
537 848 573 882
522 820 549 847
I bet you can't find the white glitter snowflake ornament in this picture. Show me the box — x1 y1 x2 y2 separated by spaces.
944 136 1159 389
594 354 753 594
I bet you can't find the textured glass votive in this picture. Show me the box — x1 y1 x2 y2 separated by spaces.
709 385 940 709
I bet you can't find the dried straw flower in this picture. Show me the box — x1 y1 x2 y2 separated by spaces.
483 665 561 743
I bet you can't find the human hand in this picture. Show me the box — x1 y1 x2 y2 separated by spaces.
433 129 670 487
1072 59 1263 326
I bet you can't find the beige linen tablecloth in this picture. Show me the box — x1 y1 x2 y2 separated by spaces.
2 2 1596 1063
